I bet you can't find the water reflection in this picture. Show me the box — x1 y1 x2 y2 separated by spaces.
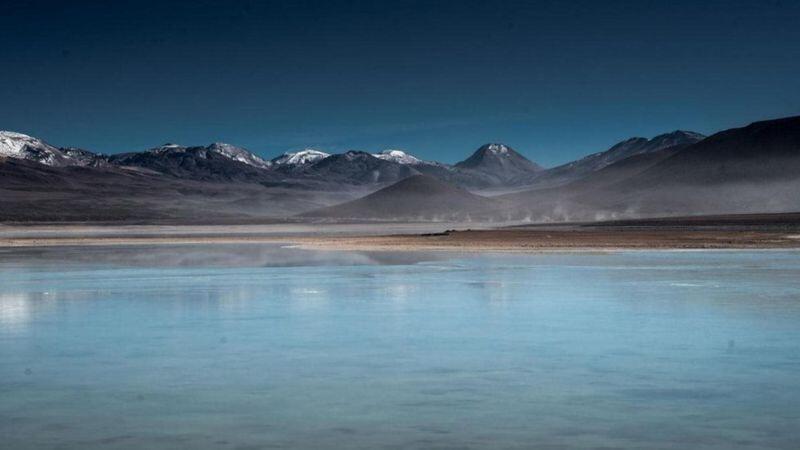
0 291 65 332
0 244 445 269
0 292 32 328
1 250 800 449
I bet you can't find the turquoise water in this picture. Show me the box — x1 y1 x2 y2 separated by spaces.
1 245 800 449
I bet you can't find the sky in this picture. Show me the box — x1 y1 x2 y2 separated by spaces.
1 0 799 167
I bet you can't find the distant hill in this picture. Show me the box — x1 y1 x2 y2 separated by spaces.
302 175 500 221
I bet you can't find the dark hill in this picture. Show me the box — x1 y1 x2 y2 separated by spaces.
301 175 500 221
629 116 800 186
500 117 800 221
532 130 704 188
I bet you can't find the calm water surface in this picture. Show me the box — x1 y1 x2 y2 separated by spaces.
1 245 799 449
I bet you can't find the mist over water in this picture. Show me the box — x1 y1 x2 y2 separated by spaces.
1 245 800 449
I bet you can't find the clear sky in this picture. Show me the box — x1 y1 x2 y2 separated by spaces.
1 0 799 166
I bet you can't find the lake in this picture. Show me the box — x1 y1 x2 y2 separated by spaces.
1 245 799 449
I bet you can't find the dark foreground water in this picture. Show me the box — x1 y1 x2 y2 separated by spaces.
1 245 799 449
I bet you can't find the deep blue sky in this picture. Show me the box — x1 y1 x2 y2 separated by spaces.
1 0 799 166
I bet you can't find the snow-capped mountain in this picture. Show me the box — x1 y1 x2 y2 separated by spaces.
0 131 76 166
0 131 547 189
271 149 330 167
137 142 271 169
131 142 271 168
108 142 277 182
206 142 271 169
0 128 711 192
306 150 418 184
454 143 543 186
372 149 422 165
60 147 109 167
457 144 543 172
144 143 185 153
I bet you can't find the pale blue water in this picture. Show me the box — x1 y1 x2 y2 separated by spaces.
1 245 800 449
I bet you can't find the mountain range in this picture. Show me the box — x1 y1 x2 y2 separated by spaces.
1 115 798 223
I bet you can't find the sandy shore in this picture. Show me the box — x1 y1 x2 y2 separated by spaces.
2 214 800 251
0 222 486 248
291 228 800 252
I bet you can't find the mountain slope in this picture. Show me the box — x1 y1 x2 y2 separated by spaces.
500 117 800 221
530 130 705 188
630 116 800 186
601 115 800 217
302 175 499 221
497 145 688 221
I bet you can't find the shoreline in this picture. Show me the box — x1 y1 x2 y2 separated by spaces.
287 229 800 252
3 214 800 252
1 224 799 252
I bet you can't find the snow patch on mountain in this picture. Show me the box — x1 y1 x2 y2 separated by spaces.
0 131 70 166
207 142 271 169
272 149 330 166
61 147 106 166
485 143 510 155
372 149 422 165
144 143 187 155
1 131 52 157
139 142 272 169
